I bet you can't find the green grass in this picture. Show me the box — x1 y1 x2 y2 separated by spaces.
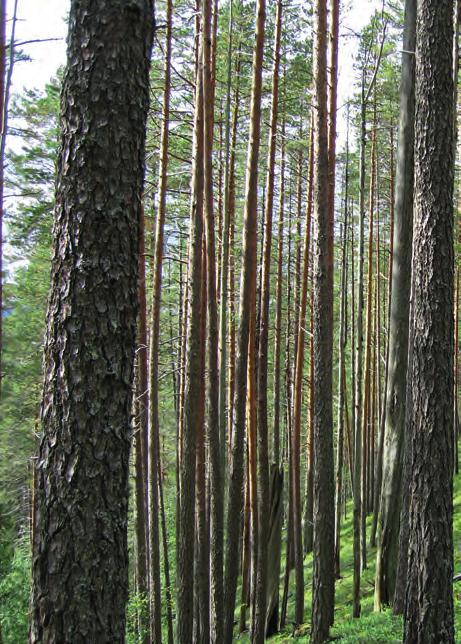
236 466 461 642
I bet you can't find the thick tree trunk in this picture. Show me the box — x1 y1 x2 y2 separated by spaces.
403 1 455 641
374 0 416 610
311 0 335 639
30 2 153 640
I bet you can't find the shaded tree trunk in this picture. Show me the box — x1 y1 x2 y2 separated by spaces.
403 1 455 641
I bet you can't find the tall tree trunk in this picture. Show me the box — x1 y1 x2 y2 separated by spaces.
218 0 234 494
223 1 266 639
374 0 416 610
292 120 314 627
201 0 224 638
311 0 335 639
158 450 174 644
266 109 286 636
194 240 209 643
253 1 282 638
177 41 205 644
361 113 377 564
334 212 348 580
404 1 455 640
272 109 286 469
30 2 153 639
370 124 394 551
148 0 173 637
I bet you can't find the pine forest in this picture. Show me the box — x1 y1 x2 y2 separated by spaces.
0 0 460 642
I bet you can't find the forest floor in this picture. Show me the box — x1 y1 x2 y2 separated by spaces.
238 469 461 642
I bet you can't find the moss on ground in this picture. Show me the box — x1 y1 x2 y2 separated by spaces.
236 466 461 642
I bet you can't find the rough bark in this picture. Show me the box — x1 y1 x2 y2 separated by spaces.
30 2 153 640
403 0 455 641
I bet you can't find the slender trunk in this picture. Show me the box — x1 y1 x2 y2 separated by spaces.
223 1 266 639
272 110 286 468
148 1 173 638
304 287 315 555
265 108 286 636
253 2 282 637
370 125 394 550
280 207 293 631
361 114 377 568
292 121 314 627
158 451 174 644
195 240 209 644
177 47 204 644
227 53 240 457
218 0 234 495
353 83 366 619
374 0 416 610
136 208 149 642
239 452 251 633
334 212 348 579
202 0 224 637
311 0 335 638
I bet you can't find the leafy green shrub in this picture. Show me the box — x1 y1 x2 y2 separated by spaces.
0 541 30 643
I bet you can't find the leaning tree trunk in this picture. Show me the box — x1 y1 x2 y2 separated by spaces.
30 2 153 640
374 0 416 611
403 0 455 641
311 0 335 640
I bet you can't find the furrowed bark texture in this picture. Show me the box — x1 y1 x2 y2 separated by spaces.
30 2 153 641
311 0 335 640
403 0 455 641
